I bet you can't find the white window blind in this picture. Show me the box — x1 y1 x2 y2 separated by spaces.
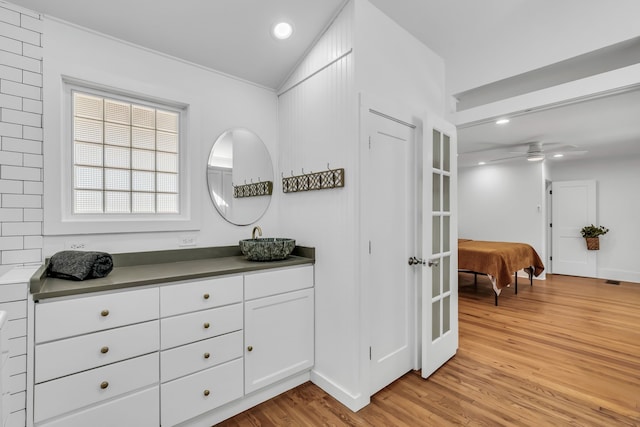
73 91 180 214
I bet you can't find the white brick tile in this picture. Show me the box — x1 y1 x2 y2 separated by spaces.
0 64 21 81
0 21 39 45
0 50 40 73
0 179 22 193
0 121 21 137
23 208 41 221
0 149 22 165
0 34 21 53
2 248 40 264
1 108 40 126
0 7 20 26
20 14 42 33
2 194 41 209
22 43 42 60
22 153 41 167
1 165 40 181
1 79 40 100
23 180 41 194
21 98 40 114
1 221 41 236
0 236 23 250
23 235 42 249
22 70 41 87
1 136 41 154
0 93 21 109
0 208 22 221
22 125 41 141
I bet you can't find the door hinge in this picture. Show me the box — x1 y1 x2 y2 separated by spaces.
369 346 372 360
549 223 552 228
368 241 371 254
368 136 371 149
550 256 553 261
549 190 552 194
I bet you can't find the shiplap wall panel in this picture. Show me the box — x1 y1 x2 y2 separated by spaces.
0 2 43 271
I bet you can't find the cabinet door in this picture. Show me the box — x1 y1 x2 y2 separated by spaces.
244 288 313 394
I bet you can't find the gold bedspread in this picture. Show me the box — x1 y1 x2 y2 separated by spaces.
458 239 544 290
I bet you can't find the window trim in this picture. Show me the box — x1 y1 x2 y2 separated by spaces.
44 77 200 235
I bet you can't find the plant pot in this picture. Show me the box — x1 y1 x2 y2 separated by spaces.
585 237 599 250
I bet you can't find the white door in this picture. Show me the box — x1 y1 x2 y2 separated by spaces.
367 109 416 395
551 180 597 277
422 119 458 378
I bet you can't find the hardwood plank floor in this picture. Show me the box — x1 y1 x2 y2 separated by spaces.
217 274 640 426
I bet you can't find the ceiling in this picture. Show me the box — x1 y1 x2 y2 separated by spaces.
9 0 640 166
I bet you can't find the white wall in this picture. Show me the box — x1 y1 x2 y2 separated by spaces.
41 18 279 256
458 161 546 273
0 2 43 275
548 155 640 283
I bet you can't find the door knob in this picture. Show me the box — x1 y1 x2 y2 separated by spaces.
408 257 425 266
428 259 440 267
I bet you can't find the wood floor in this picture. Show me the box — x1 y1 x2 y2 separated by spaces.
217 274 640 426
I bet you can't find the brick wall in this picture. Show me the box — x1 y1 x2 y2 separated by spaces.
0 1 42 269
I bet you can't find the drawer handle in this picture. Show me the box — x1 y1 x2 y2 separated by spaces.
203 322 210 329
100 381 109 390
203 293 210 300
247 345 253 352
204 352 210 359
203 389 210 397
101 309 109 317
100 346 109 354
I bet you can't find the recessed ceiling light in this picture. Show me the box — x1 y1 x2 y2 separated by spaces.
553 153 564 158
272 22 293 40
496 118 510 125
478 161 486 165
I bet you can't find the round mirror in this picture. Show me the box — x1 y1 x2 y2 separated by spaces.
207 128 274 225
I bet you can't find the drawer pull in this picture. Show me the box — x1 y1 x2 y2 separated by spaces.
203 293 210 300
100 346 109 354
203 389 210 397
247 345 253 352
100 381 109 390
203 322 210 329
204 352 210 359
101 309 110 317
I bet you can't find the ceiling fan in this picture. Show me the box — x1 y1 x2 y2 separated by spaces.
489 141 588 163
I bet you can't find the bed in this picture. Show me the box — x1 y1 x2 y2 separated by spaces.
458 239 545 305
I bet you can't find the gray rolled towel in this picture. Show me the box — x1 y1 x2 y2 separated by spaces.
47 251 114 281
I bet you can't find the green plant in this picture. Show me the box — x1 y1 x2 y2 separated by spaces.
580 224 609 238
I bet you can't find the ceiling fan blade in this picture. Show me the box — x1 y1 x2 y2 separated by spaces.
486 154 526 163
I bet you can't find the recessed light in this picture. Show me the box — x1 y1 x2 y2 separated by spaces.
272 22 293 40
496 118 510 125
553 153 564 158
478 161 486 165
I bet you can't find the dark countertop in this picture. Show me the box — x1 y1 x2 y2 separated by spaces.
30 245 315 301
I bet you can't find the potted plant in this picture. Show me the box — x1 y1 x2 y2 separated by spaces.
580 224 609 250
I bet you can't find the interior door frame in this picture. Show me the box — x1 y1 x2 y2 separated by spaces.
358 93 423 399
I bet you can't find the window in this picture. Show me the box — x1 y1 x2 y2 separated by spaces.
72 91 180 214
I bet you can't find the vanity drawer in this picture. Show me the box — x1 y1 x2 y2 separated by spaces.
244 265 313 300
160 275 242 317
38 386 159 427
35 320 159 383
161 330 242 382
35 288 159 343
161 358 243 427
34 352 158 423
161 304 242 350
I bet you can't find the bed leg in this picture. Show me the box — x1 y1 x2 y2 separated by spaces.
494 291 498 306
529 268 533 286
474 272 478 287
515 272 518 295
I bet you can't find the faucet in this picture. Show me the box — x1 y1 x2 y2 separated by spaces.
252 226 262 240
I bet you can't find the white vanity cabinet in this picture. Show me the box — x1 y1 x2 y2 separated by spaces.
33 287 160 427
159 275 243 427
244 265 314 394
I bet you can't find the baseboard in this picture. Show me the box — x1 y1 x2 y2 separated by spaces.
180 371 311 426
310 369 369 412
598 268 640 284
